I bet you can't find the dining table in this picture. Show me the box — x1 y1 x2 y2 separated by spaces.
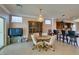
36 35 51 51
36 35 51 42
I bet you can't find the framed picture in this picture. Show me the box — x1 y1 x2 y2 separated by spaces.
44 19 52 25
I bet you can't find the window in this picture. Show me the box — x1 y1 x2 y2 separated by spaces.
72 24 76 31
11 16 22 23
45 19 52 25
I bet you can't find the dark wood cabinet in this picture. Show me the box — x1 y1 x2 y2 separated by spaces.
56 21 63 29
56 21 72 29
28 21 43 40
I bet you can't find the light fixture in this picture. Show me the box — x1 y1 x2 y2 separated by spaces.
61 14 66 21
38 9 44 22
16 4 22 8
74 19 79 22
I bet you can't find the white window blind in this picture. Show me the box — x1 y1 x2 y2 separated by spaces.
45 19 51 24
11 16 22 23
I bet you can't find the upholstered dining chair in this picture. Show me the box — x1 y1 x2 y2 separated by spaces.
68 31 78 46
31 34 43 51
33 33 39 38
45 35 56 51
53 30 59 40
61 30 68 43
42 32 48 36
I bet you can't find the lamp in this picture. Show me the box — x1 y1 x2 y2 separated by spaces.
61 14 66 28
38 9 44 22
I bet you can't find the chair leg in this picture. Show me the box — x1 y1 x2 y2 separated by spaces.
66 36 68 44
76 39 78 46
62 35 64 42
76 42 78 46
71 40 72 45
69 40 70 44
50 44 55 52
32 46 36 50
74 42 78 46
37 45 41 52
52 45 55 51
44 47 48 51
62 35 65 43
59 35 62 41
67 39 68 44
45 45 55 52
57 34 58 40
69 38 72 45
73 37 78 46
75 40 78 46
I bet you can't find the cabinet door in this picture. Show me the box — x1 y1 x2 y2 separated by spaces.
56 22 63 29
0 18 4 48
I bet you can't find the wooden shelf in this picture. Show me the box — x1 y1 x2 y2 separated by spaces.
28 21 43 40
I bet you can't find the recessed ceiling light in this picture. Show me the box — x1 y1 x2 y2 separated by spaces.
16 4 22 8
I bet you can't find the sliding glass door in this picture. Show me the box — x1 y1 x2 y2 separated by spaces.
0 17 4 48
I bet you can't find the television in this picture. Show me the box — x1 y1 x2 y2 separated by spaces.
8 28 23 37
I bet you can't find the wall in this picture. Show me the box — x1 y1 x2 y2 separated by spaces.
4 16 9 45
10 17 33 38
10 15 77 38
76 22 79 32
10 17 56 38
43 20 56 33
10 16 79 39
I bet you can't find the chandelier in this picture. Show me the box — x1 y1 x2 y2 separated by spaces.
38 9 44 22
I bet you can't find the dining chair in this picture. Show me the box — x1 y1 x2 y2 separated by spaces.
33 33 39 38
61 30 68 43
48 29 53 36
68 31 78 46
45 35 56 51
31 34 43 51
42 32 48 36
53 30 58 35
53 30 59 40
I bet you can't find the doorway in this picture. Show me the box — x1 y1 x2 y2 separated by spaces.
0 17 4 48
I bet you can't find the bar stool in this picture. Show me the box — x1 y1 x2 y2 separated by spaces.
68 31 78 46
61 30 68 43
53 30 59 40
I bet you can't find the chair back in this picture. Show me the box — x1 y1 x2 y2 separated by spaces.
48 29 52 35
61 30 66 35
53 30 59 35
31 34 37 45
49 35 56 45
68 31 75 37
42 32 47 36
33 33 39 38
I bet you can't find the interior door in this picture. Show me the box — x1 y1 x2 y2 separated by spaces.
0 17 4 48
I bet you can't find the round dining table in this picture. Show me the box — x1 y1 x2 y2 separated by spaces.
36 35 51 42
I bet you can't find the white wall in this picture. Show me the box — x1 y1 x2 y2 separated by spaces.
0 7 9 46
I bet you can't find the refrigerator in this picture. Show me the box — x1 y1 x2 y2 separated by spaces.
0 17 4 48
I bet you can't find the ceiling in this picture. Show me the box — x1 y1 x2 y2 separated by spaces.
2 4 79 19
